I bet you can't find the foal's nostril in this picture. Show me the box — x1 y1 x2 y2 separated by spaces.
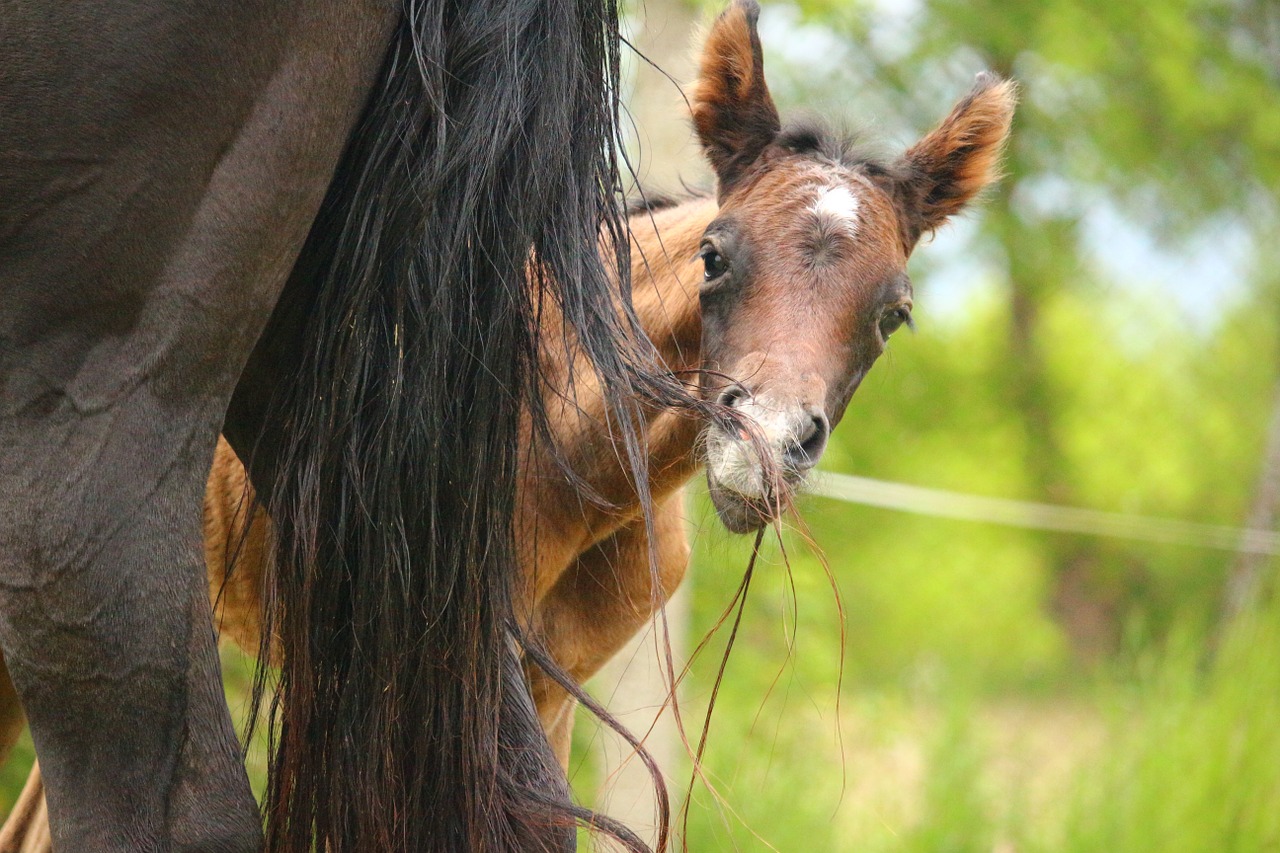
716 385 748 410
784 413 830 471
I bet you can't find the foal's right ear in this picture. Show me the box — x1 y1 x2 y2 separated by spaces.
692 0 781 200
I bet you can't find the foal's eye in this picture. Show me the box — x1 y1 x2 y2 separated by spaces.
879 306 913 341
701 248 729 281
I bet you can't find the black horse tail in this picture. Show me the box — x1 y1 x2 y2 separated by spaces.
230 1 688 850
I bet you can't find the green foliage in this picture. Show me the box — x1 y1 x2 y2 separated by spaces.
665 276 1279 844
735 0 1280 650
672 576 1280 851
899 701 993 853
1044 603 1280 853
782 0 1280 229
0 731 34 816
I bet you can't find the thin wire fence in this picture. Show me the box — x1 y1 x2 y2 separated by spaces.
808 472 1280 556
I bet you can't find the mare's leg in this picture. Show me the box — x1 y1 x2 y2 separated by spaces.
529 495 691 767
0 416 260 851
0 440 271 853
204 438 273 661
0 4 394 849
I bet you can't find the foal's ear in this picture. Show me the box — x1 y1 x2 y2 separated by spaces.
898 73 1017 245
692 0 781 199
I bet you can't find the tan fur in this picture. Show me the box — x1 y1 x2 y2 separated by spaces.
208 198 717 767
204 440 274 660
517 198 715 759
691 5 767 125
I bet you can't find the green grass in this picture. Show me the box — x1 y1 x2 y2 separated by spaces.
1042 608 1280 853
4 591 1278 853
645 594 1280 852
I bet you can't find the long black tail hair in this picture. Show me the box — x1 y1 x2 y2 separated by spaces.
241 2 693 850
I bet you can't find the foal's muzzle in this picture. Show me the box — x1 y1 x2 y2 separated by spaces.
704 389 831 532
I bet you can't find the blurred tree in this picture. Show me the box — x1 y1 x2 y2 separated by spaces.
1222 379 1280 624
623 0 709 192
1221 259 1280 630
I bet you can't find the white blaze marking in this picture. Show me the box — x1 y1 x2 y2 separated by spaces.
810 183 860 237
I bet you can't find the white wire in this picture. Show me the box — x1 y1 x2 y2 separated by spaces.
808 472 1280 556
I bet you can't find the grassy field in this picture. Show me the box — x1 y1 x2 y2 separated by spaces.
3 564 1276 852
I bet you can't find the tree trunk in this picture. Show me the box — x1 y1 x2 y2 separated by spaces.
1220 377 1280 626
622 0 707 194
994 188 1117 661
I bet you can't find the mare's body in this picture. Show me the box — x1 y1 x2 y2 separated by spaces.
1 8 391 848
0 2 652 851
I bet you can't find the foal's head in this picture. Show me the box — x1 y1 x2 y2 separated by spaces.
690 1 1016 532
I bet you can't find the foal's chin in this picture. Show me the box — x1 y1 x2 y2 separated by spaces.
703 431 806 533
706 468 808 534
707 478 778 533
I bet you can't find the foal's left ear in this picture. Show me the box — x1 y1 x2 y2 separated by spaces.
898 73 1017 246
692 0 782 200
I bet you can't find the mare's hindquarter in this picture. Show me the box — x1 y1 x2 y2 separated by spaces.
0 3 394 850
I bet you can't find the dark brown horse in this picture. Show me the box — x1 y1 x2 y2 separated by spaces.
0 1 677 851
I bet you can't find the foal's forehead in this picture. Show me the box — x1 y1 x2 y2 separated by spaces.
731 158 903 267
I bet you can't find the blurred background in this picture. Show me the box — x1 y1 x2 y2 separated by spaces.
4 1 1278 851
577 0 1280 851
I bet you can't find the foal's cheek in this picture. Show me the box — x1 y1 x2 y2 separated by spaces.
696 305 736 384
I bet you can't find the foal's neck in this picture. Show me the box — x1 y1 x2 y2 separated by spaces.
628 197 718 388
527 196 718 559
